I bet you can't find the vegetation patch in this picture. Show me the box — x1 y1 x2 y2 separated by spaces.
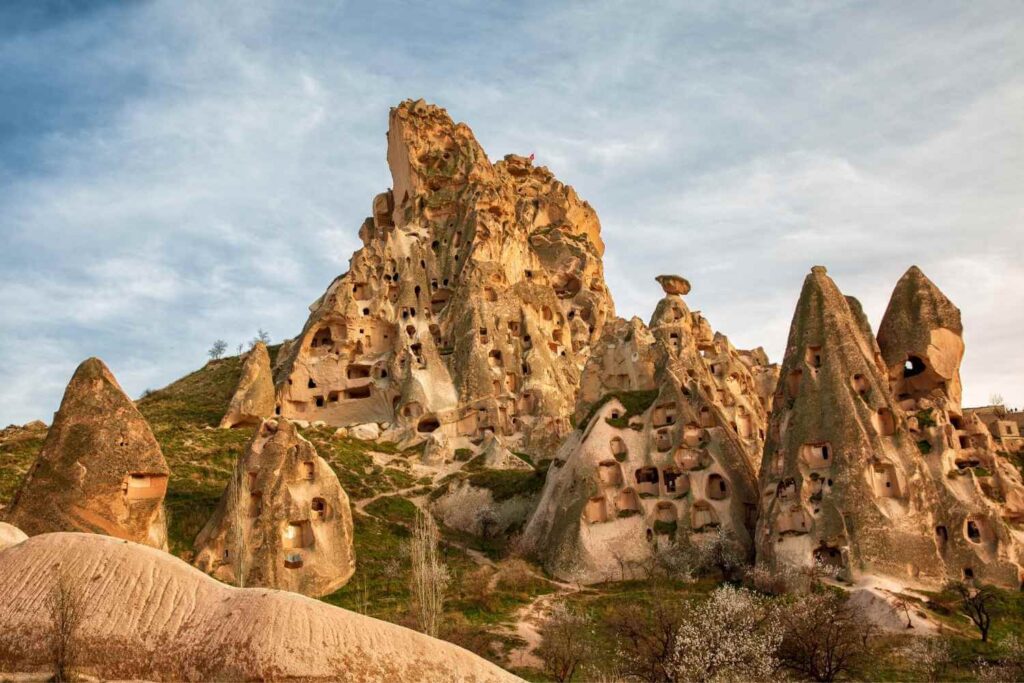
466 469 546 502
575 389 659 431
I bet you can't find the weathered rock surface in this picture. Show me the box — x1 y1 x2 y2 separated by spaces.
5 358 169 549
219 341 276 428
194 418 355 597
524 279 777 583
272 99 613 465
0 533 518 682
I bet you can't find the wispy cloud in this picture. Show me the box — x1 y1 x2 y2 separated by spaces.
0 0 1022 424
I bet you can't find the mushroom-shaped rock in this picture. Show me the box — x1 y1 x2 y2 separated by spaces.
219 342 276 428
0 533 517 682
656 274 691 296
0 522 27 550
6 358 169 549
194 418 355 597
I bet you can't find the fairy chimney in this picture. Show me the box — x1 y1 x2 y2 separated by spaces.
193 418 355 597
5 358 169 549
220 342 276 428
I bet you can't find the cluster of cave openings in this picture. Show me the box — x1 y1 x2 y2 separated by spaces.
851 373 869 397
610 437 628 460
813 543 844 570
248 491 263 518
871 462 901 498
787 369 803 398
311 497 327 519
123 473 168 501
706 474 729 500
310 326 335 351
802 443 832 469
663 468 689 496
872 408 896 437
303 461 315 481
635 467 660 496
598 460 623 487
616 489 641 516
283 521 313 550
965 519 984 544
652 402 677 428
417 415 441 433
691 501 719 530
585 496 609 524
805 345 823 369
655 430 673 452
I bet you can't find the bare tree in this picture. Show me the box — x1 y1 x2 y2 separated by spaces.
776 591 875 682
950 580 999 642
249 328 271 349
208 339 228 360
408 509 450 637
474 506 498 539
536 603 592 682
47 569 84 682
605 585 687 682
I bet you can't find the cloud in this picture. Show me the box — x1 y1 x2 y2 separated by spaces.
0 0 1022 424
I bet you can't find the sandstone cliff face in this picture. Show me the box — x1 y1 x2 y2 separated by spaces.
219 341 276 429
0 533 516 682
524 278 776 583
757 266 1024 588
194 418 355 597
878 267 1024 587
273 99 613 463
5 358 169 549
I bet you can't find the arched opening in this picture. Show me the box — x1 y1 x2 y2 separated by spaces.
311 497 327 519
417 415 441 433
872 408 896 437
488 350 503 368
936 525 948 551
616 489 641 517
635 467 660 496
655 429 672 452
706 474 729 500
813 543 844 570
691 501 719 530
663 467 688 496
598 460 623 487
805 345 822 369
965 519 983 543
610 437 628 461
903 355 927 378
347 364 372 380
699 406 714 428
654 502 677 535
585 496 608 524
851 373 869 397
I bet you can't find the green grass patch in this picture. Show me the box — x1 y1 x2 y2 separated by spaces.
365 495 418 525
466 469 546 502
575 390 660 431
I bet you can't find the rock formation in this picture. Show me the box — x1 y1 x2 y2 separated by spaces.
524 277 777 583
877 266 1024 586
0 533 516 682
0 522 27 551
756 266 1024 588
5 358 169 549
194 418 355 597
220 341 276 428
272 99 614 463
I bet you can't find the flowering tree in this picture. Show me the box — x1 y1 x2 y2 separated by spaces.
669 585 781 682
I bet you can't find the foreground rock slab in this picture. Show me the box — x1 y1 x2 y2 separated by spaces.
0 533 519 682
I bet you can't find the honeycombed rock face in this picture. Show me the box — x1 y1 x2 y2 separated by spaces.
273 99 613 461
524 279 777 583
878 267 1024 586
220 341 276 428
756 267 943 584
194 418 355 597
0 533 516 682
5 358 169 549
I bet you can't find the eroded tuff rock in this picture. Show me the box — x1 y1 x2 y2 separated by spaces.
194 418 355 597
219 341 276 429
524 279 777 583
0 522 27 551
5 358 169 549
272 99 613 463
0 533 515 682
878 267 1024 586
756 266 1024 588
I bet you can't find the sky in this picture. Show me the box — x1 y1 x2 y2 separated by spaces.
1 0 1022 425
